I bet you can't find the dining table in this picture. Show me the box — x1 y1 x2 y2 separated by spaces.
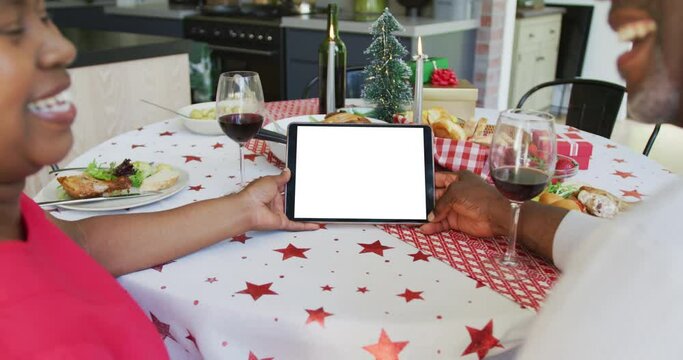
38 98 677 359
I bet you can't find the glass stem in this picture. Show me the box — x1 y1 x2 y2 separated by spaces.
239 144 245 186
503 201 522 264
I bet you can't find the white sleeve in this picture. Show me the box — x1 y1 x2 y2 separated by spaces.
552 211 605 271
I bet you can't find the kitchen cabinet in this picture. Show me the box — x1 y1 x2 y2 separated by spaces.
284 29 412 100
508 11 563 110
284 27 476 100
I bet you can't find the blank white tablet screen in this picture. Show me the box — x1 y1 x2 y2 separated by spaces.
293 126 427 220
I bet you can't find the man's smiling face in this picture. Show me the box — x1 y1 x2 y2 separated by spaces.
609 0 683 125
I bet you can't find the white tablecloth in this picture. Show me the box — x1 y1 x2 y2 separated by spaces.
40 103 677 360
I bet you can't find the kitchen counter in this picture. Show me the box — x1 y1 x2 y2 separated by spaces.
62 27 191 67
46 0 114 9
281 14 479 37
104 3 198 20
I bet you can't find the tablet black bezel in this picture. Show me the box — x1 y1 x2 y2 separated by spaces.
284 122 435 223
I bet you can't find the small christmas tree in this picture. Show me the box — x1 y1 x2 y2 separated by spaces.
361 8 413 122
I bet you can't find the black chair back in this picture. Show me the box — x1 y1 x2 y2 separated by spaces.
302 66 366 99
516 78 626 139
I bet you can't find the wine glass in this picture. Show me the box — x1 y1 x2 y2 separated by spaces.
489 109 556 267
216 71 265 186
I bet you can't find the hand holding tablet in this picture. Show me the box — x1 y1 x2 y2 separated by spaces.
285 123 435 223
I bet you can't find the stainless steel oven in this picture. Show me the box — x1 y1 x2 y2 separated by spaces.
184 15 285 101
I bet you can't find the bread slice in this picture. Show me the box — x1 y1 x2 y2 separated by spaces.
57 174 132 199
431 118 467 140
140 168 180 192
323 112 371 124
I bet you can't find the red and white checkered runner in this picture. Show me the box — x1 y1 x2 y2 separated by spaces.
247 99 559 310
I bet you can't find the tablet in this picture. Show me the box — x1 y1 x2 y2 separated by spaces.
285 123 435 223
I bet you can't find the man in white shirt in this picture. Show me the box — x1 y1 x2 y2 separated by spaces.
422 0 683 358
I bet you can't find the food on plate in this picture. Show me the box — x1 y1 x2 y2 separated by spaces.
551 199 584 212
577 186 630 218
189 108 216 120
538 183 629 218
140 168 180 192
323 112 372 124
539 192 564 205
58 175 132 199
57 159 180 199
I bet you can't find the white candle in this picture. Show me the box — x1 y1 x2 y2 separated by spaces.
413 36 425 125
326 25 336 114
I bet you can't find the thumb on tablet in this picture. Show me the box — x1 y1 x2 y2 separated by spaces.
275 168 291 187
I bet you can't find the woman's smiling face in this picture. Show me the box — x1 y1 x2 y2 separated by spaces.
0 0 76 183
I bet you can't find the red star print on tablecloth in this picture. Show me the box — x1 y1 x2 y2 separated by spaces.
358 240 394 256
248 351 274 360
151 260 175 272
274 243 310 260
357 287 369 293
397 289 424 303
231 234 252 244
186 330 199 350
205 277 218 283
475 281 486 289
189 185 205 191
621 189 645 200
606 144 617 149
363 329 409 360
212 142 224 149
321 285 334 292
243 154 260 162
613 170 636 179
182 155 202 163
237 282 278 301
159 131 175 136
305 307 333 327
131 144 146 149
150 312 177 342
408 251 430 262
613 158 626 163
461 320 503 360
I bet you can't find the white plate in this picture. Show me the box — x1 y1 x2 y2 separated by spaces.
178 102 223 136
38 167 189 212
263 114 384 162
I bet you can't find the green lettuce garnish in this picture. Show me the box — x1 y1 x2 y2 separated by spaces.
83 159 160 188
129 161 154 187
547 183 579 198
85 160 116 181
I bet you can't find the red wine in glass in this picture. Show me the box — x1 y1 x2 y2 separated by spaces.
218 113 264 143
489 109 556 267
492 166 550 202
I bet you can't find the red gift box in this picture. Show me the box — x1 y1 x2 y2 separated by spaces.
557 132 593 170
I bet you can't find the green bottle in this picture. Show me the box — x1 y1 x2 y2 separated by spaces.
318 3 347 114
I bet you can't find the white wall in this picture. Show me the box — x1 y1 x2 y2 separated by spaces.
497 0 517 110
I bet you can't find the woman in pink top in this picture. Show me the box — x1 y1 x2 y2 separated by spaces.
0 0 317 357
